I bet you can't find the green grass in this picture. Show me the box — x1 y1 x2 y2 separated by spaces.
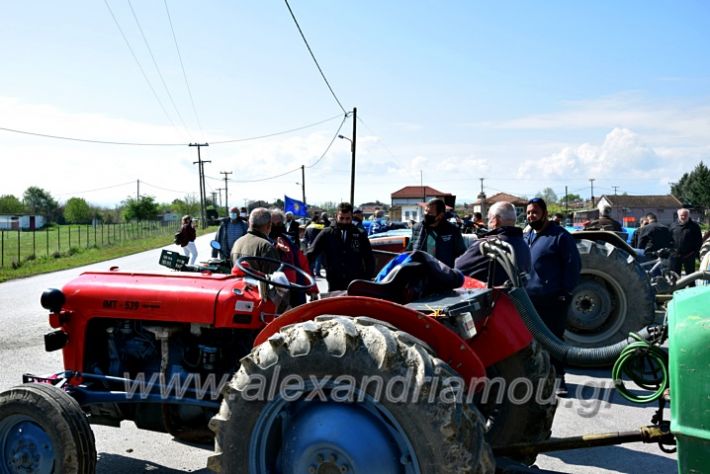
0 224 216 283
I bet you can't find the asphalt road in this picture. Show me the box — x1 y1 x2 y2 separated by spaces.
0 234 677 473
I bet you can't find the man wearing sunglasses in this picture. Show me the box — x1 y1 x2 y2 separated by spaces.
524 197 581 396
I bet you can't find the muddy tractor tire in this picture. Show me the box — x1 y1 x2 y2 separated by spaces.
208 315 495 474
566 240 655 347
0 383 96 473
481 340 557 466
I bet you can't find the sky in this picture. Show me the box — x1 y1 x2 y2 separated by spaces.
1 1 709 210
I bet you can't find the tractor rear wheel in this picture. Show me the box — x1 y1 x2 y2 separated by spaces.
208 315 494 473
480 341 557 465
567 240 655 347
0 383 96 474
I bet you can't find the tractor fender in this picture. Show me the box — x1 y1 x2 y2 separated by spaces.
254 296 487 383
571 230 637 257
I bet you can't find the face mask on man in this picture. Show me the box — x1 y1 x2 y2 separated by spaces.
529 218 546 231
424 214 437 227
230 212 238 220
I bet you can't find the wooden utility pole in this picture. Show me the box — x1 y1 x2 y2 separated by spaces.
350 107 357 205
190 143 210 226
220 171 232 216
301 165 307 206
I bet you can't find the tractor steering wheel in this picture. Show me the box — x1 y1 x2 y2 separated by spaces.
235 255 316 291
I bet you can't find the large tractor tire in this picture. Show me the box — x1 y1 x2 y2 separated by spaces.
0 383 96 474
208 316 494 474
567 240 655 347
480 341 557 465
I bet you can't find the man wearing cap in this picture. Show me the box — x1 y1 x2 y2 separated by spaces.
352 208 365 230
525 197 581 396
213 206 248 265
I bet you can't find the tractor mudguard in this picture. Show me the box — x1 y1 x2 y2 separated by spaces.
255 296 486 382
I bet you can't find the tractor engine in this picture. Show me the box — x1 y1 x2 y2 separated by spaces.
83 318 256 439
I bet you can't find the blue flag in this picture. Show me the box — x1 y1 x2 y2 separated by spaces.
284 195 308 217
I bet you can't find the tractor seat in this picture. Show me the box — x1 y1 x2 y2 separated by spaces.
347 251 465 305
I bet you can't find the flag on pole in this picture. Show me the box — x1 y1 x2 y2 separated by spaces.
284 195 308 217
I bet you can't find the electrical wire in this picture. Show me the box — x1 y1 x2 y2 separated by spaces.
163 0 204 138
141 181 192 194
0 114 344 146
305 114 348 168
283 0 347 115
55 181 136 196
127 0 190 137
210 113 343 144
103 0 179 134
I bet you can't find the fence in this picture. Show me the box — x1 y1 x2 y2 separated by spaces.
0 221 179 268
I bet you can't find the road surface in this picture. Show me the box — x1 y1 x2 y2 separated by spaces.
0 233 677 473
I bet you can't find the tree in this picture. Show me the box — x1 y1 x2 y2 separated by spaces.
171 194 200 217
23 186 60 221
560 193 584 208
536 188 558 204
672 161 710 212
0 194 26 214
64 197 93 224
123 196 160 221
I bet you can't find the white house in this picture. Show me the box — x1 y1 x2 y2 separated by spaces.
390 186 455 223
0 215 46 230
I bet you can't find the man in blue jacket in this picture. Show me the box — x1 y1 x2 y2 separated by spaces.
524 197 581 395
454 201 530 285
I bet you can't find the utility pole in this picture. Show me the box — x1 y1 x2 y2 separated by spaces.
301 165 306 206
612 185 619 195
216 188 225 208
589 178 596 207
220 171 232 216
190 143 210 226
136 179 140 200
565 185 569 215
478 178 487 217
350 107 357 205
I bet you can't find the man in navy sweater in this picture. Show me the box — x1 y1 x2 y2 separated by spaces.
524 197 581 395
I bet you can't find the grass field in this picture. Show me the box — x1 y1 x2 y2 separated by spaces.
0 222 215 282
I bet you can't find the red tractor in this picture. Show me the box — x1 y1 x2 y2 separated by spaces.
1 244 566 473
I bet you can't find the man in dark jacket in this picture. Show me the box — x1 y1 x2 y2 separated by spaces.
307 202 375 291
407 198 466 267
583 204 623 232
283 211 301 247
525 197 581 394
670 208 703 278
637 213 673 253
213 206 248 264
455 201 530 285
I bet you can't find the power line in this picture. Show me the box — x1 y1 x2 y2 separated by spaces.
305 114 348 168
55 181 136 196
210 113 343 144
0 113 344 146
163 0 204 137
141 180 192 194
127 0 189 136
103 0 179 133
283 0 347 115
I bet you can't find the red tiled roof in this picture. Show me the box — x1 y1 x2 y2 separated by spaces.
391 186 451 199
474 192 527 206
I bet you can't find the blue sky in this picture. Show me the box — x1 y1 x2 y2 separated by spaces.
1 1 709 209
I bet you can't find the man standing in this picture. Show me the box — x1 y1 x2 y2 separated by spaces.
455 201 531 285
352 208 365 230
231 208 279 274
670 208 702 278
307 202 375 291
407 198 466 267
213 206 248 264
524 197 581 395
283 211 301 247
637 213 673 253
583 204 623 232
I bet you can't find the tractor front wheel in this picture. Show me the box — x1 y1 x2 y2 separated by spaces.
208 315 494 473
0 383 96 474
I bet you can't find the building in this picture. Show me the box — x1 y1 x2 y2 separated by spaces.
0 214 46 230
389 186 455 223
577 195 685 227
472 192 528 221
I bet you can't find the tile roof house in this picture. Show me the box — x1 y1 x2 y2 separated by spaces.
472 192 528 219
577 194 685 226
389 186 455 222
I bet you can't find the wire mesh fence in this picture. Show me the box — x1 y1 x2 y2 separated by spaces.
0 221 179 268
